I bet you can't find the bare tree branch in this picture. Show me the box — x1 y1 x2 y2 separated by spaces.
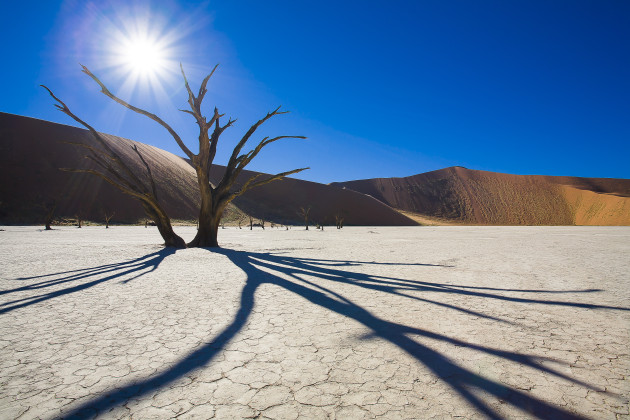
80 65 195 160
132 144 159 200
60 168 146 201
84 155 140 193
197 64 219 109
208 116 236 169
63 141 140 192
218 134 307 195
228 167 309 202
225 106 287 171
41 84 148 191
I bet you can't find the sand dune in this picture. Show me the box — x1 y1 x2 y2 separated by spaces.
0 112 203 224
0 113 415 226
333 166 630 225
2 113 627 226
210 165 416 226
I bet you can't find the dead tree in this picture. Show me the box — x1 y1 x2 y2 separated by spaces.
335 212 345 229
104 211 115 228
260 218 265 230
76 211 84 228
237 214 245 229
44 200 57 230
298 206 311 230
77 64 307 248
249 215 254 230
41 86 186 248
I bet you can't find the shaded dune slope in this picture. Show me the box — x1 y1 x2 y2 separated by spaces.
0 113 416 226
333 167 630 226
0 113 202 224
209 166 417 226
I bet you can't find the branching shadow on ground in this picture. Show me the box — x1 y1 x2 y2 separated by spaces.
0 249 175 314
54 250 629 419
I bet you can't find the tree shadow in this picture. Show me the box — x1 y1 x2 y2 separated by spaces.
0 248 176 315
56 249 627 419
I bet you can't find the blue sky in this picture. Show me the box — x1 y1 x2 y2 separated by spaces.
1 0 629 182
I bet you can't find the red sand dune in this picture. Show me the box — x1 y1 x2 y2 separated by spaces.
0 113 415 226
333 167 630 226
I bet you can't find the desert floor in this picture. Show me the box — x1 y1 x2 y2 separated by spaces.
0 226 628 419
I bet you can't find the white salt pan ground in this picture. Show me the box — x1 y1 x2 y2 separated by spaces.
0 226 628 419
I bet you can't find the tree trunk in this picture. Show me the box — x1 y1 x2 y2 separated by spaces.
142 203 186 248
188 190 223 248
157 222 187 248
189 212 220 247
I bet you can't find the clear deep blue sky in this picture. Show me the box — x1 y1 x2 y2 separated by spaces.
2 0 629 182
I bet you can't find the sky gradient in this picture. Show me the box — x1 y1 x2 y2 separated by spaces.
1 0 629 182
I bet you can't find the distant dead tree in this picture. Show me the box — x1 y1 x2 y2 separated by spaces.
335 212 345 229
69 64 307 247
44 200 57 231
76 211 84 228
104 211 115 228
41 86 186 248
237 214 246 229
259 218 266 230
298 206 311 230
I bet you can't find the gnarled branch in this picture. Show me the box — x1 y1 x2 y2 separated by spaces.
42 85 148 191
132 144 159 200
80 65 195 160
228 167 309 203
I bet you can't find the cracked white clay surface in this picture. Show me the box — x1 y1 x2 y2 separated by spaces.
0 226 628 419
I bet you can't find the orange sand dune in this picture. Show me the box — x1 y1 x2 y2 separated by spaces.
333 167 630 225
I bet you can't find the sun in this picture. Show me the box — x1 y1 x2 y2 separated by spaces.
119 35 167 78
